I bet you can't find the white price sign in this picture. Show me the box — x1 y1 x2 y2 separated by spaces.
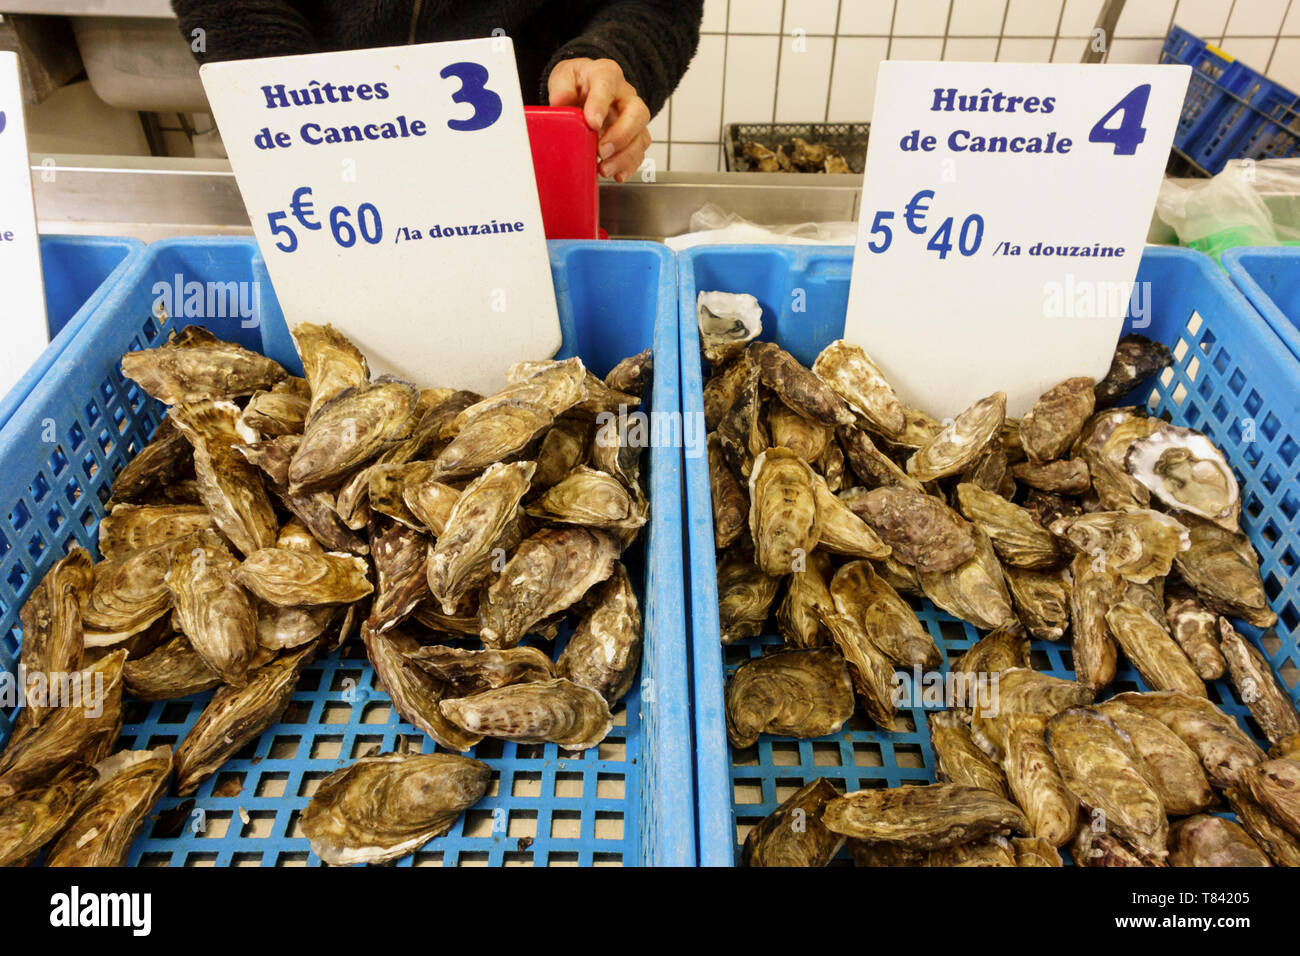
846 62 1191 418
201 38 559 395
0 51 48 396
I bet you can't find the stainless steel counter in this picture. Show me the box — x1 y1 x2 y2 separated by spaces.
31 154 863 242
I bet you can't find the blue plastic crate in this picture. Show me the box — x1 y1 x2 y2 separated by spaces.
0 236 693 867
1224 246 1300 364
1162 25 1234 153
1196 62 1300 173
679 244 1300 866
0 235 144 432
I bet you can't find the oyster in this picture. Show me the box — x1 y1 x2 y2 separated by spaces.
1023 489 1082 530
169 400 278 556
953 625 1030 680
363 625 481 751
708 434 749 549
173 648 310 795
830 560 938 668
1242 759 1300 839
703 350 756 431
996 714 1079 847
837 426 925 493
1109 690 1264 790
748 448 821 575
1096 700 1213 816
235 547 372 607
1163 587 1227 680
1046 707 1167 862
972 668 1095 746
478 527 619 649
1004 565 1071 641
604 348 653 396
716 547 782 644
850 486 975 574
526 465 645 535
811 340 906 438
1095 333 1174 407
1168 815 1271 867
715 361 766 477
768 401 831 462
289 380 419 490
1073 825 1154 867
241 380 310 437
234 435 296 488
407 644 554 697
554 563 642 704
816 607 899 729
45 746 172 867
291 322 369 418
906 391 1006 482
532 418 591 494
17 548 92 727
1013 836 1063 867
107 420 192 505
1009 458 1091 495
431 399 552 481
751 341 854 427
438 678 612 751
930 710 1008 798
822 784 1029 849
962 441 1012 496
1069 552 1121 691
301 752 490 865
0 650 125 798
0 763 99 867
817 441 846 492
1173 514 1275 627
121 633 222 701
401 468 462 536
428 461 534 614
1053 509 1189 584
165 530 257 686
1225 785 1300 866
724 647 855 748
740 778 845 867
1020 377 1095 465
956 482 1062 569
697 291 763 365
81 540 178 644
98 504 213 559
367 462 424 528
813 473 890 560
775 549 834 648
367 521 429 633
453 358 588 434
120 327 287 405
1219 619 1300 745
1105 601 1205 697
1125 423 1240 529
918 528 1017 631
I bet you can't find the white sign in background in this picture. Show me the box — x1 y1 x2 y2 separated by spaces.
0 51 49 397
846 62 1191 418
201 38 559 396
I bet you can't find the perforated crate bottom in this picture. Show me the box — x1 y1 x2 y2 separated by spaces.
726 610 1298 865
119 632 643 867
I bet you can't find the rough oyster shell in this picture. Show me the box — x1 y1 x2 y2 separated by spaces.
98 504 213 559
1096 699 1214 816
1020 376 1095 465
400 466 462 536
407 644 555 697
525 464 645 534
604 348 653 396
821 783 1029 849
454 358 588 435
0 763 99 867
716 546 781 645
121 633 222 701
1013 836 1063 867
120 327 288 406
811 340 906 438
301 752 490 866
997 714 1079 847
812 472 890 560
906 391 1006 482
1125 423 1241 530
1004 565 1071 641
837 426 925 493
816 607 898 729
554 562 642 704
1053 509 1189 584
438 678 613 751
290 322 370 419
748 447 821 576
918 527 1017 631
165 530 257 686
751 341 854 427
775 548 834 649
930 710 1008 798
17 548 92 727
724 647 855 748
81 540 179 645
235 547 373 607
431 398 552 481
1219 620 1300 746
1095 333 1174 407
1069 552 1121 691
956 482 1063 569
478 527 619 648
1163 588 1227 680
1225 785 1300 866
1173 514 1275 628
289 380 419 491
830 560 938 668
363 625 481 751
952 625 1030 681
1105 600 1206 697
768 401 832 462
1242 758 1300 839
850 486 976 574
697 291 762 365
45 746 172 867
707 433 749 549
107 419 192 505
1010 458 1091 495
1168 815 1271 867
367 520 430 633
531 418 591 496
241 381 310 436
740 777 844 867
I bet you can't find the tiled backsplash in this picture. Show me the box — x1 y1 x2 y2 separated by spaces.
649 0 1300 172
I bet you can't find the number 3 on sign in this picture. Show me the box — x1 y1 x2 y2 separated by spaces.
1088 84 1150 156
441 61 502 131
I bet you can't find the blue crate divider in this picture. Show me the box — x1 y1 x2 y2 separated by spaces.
0 235 144 432
679 244 1300 866
1224 248 1300 368
0 236 694 867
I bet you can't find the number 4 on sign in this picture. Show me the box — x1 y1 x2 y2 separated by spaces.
1089 84 1150 156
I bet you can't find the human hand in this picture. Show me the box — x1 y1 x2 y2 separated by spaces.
548 57 652 183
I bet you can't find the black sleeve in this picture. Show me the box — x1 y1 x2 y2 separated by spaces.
541 0 704 117
171 0 318 63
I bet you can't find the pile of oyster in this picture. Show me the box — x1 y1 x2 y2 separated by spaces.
740 137 853 174
0 322 651 866
699 291 1299 867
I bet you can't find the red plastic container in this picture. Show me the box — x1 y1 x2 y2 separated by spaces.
525 106 601 239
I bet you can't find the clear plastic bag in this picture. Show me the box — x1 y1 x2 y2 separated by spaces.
664 202 859 250
1155 159 1300 259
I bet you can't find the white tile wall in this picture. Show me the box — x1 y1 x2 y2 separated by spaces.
652 0 1300 170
